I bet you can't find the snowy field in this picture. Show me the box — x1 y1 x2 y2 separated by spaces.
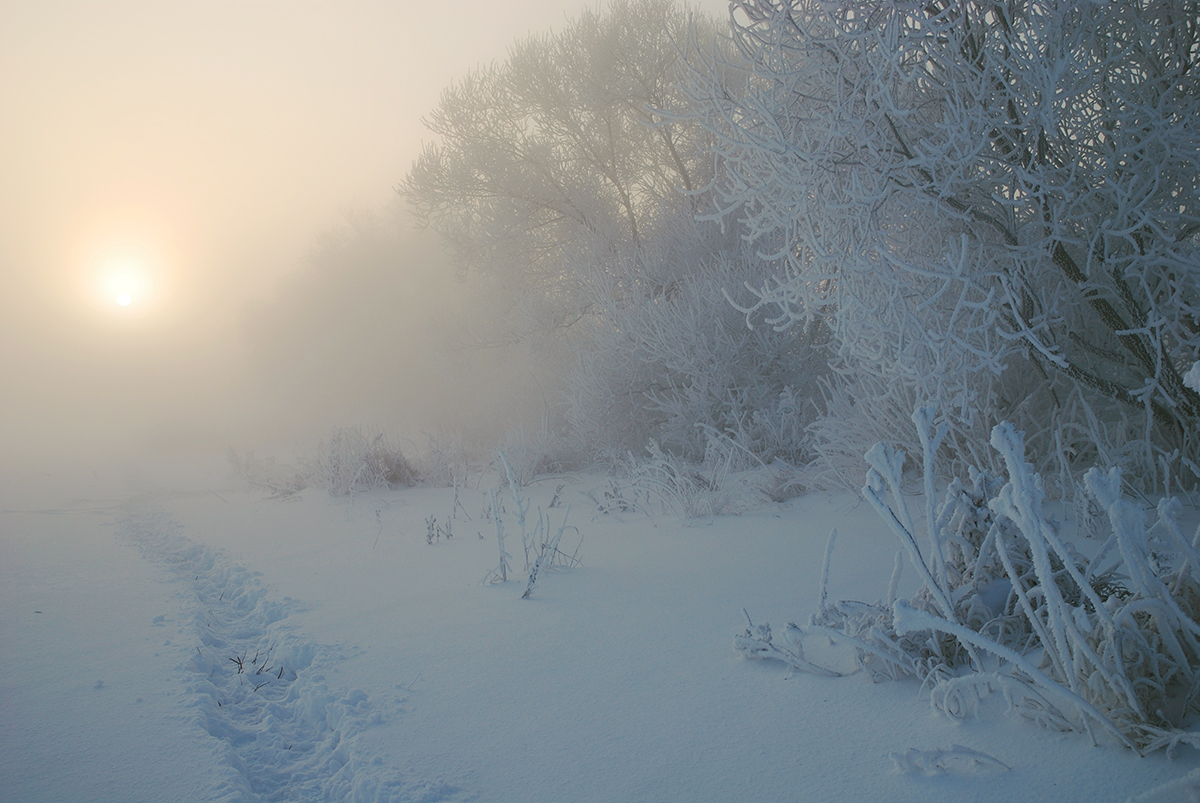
3 456 1199 803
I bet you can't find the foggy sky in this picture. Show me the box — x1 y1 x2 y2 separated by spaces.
0 0 728 467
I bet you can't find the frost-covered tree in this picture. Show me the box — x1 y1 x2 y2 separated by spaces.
685 0 1200 489
403 0 709 342
404 0 825 462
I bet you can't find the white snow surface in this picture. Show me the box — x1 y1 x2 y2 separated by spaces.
3 456 1199 802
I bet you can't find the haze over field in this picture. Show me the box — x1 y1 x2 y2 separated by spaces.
0 0 726 465
4 2 1200 799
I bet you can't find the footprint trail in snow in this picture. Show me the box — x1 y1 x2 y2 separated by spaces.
121 504 459 803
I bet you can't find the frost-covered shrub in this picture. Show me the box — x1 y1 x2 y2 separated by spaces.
739 407 1200 754
227 449 310 497
312 427 415 496
686 0 1200 491
565 229 826 464
625 440 737 519
409 430 472 488
620 435 781 519
493 422 570 489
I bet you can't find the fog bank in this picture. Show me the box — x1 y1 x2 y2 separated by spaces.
0 1 723 470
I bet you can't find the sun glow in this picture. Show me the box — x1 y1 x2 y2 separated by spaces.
93 254 154 311
106 270 142 306
75 210 177 320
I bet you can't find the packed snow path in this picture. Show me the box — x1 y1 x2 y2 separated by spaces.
119 504 458 803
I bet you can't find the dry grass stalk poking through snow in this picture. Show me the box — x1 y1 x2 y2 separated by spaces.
738 405 1200 754
483 454 582 595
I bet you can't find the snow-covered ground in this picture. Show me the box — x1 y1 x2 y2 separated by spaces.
2 457 1198 802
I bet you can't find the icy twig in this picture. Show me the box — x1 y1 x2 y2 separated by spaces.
889 744 1009 776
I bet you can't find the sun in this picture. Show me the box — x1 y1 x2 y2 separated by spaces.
108 273 140 307
78 215 171 318
96 256 151 310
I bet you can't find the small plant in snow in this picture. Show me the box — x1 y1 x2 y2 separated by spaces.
483 473 582 595
227 644 287 694
483 488 513 584
586 479 647 516
450 480 471 522
738 405 1200 755
498 451 535 569
522 506 578 600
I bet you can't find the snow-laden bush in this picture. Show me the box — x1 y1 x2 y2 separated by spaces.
686 0 1200 490
492 421 569 489
625 440 740 519
626 438 778 519
603 431 790 519
408 430 472 488
227 449 310 497
739 407 1200 754
311 427 415 496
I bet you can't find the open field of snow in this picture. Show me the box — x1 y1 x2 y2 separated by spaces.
3 457 1199 802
